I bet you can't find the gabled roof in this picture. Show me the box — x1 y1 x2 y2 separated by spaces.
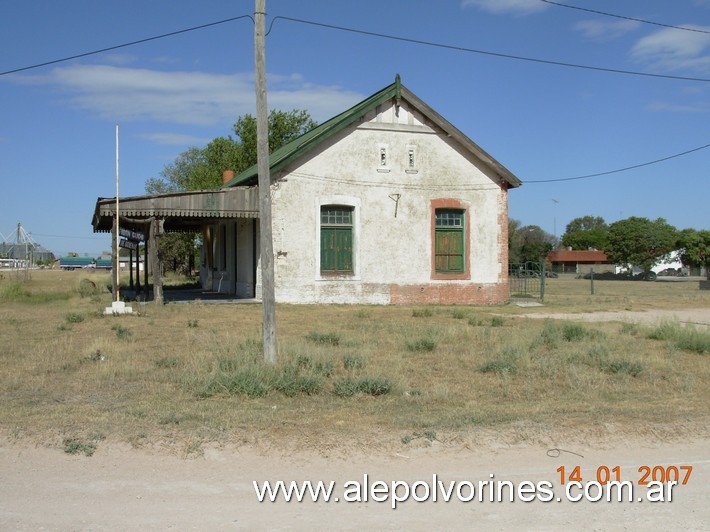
222 76 522 189
548 250 609 263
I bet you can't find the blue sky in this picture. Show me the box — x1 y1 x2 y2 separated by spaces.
1 0 709 257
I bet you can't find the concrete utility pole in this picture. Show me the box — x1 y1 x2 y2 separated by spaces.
254 0 278 364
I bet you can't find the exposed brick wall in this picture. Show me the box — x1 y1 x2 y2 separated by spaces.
389 281 509 305
497 185 509 284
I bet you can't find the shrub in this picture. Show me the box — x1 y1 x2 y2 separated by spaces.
451 309 467 320
356 376 392 396
65 312 84 324
562 323 587 342
601 360 644 377
491 316 505 327
111 324 131 339
343 354 366 370
305 332 341 346
155 357 178 368
406 338 437 352
333 378 359 398
78 279 99 298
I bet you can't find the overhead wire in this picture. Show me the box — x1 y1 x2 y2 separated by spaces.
0 15 253 76
525 141 710 183
538 0 710 35
267 16 710 83
1 11 708 185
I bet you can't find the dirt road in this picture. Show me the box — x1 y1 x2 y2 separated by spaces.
1 437 708 531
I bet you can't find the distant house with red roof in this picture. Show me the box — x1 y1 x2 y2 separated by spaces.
547 249 612 274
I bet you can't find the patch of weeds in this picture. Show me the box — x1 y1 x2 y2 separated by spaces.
356 376 392 396
355 309 371 318
333 378 359 398
562 323 588 342
491 316 505 327
187 319 199 328
406 338 437 352
305 331 341 346
479 346 521 375
78 278 99 298
295 355 312 369
155 357 178 368
159 413 181 425
648 321 710 354
313 360 334 377
63 438 98 457
57 323 70 332
111 324 131 340
539 321 561 348
601 360 644 377
207 370 270 398
451 309 467 320
275 375 323 397
620 322 640 336
468 317 485 326
65 312 84 324
401 430 438 445
406 389 422 397
412 308 433 318
343 354 366 370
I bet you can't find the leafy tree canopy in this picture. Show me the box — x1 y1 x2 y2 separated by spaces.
144 109 317 273
509 219 557 264
561 215 609 251
677 228 710 270
606 217 677 272
146 109 317 194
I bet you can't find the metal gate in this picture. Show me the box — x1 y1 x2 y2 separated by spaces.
508 262 545 300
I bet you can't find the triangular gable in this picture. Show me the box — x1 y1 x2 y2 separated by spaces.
222 76 522 189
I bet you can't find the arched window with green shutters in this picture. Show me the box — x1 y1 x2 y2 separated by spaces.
320 206 353 274
435 209 465 273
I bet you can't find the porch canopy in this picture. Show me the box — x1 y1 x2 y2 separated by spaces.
92 187 259 234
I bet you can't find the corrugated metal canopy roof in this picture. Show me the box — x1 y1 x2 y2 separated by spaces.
92 188 258 233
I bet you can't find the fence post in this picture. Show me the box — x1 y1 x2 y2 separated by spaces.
591 267 595 295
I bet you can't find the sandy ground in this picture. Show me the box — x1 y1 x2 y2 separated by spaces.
1 438 708 531
515 307 710 328
2 307 708 531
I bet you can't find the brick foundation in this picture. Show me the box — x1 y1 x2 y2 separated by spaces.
389 282 509 305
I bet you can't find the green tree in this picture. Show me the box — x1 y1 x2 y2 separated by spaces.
508 219 557 264
144 109 317 273
606 217 677 272
677 228 710 276
561 215 609 251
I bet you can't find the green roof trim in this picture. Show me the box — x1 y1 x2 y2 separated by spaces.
222 77 521 189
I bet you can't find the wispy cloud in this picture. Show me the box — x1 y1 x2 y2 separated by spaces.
631 26 710 73
575 19 640 41
138 132 212 146
648 100 710 113
10 65 364 127
461 0 547 16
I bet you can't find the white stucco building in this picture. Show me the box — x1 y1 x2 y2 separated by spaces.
93 78 521 304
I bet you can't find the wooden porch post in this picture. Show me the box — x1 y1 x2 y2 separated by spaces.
149 218 163 305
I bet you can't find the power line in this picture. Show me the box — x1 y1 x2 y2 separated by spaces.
268 16 710 83
0 15 253 76
539 0 710 35
4 13 710 83
525 141 710 183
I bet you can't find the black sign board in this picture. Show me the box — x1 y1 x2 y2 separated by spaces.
119 228 145 242
119 238 138 251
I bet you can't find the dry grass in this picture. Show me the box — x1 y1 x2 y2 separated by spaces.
1 270 709 453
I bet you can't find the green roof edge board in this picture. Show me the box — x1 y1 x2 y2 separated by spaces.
222 77 521 189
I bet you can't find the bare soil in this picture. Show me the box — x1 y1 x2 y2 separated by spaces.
1 297 708 530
